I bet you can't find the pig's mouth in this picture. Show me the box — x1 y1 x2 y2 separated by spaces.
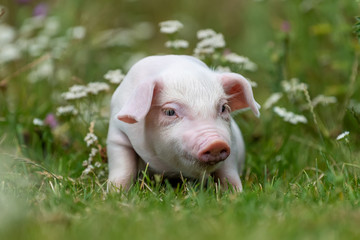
180 152 224 171
199 158 225 166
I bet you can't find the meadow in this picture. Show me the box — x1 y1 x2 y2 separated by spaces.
1 0 360 239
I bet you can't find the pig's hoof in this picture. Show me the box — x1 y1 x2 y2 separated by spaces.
107 179 131 193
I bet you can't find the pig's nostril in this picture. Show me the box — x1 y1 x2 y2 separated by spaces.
198 141 230 164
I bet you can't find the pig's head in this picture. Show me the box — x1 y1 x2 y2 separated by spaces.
116 67 260 176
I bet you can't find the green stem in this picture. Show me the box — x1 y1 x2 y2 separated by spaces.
338 53 359 123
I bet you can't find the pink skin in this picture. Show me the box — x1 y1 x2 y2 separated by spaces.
182 123 230 164
156 100 231 166
107 55 260 192
198 141 230 164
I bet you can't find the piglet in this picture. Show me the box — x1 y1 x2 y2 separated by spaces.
107 55 260 191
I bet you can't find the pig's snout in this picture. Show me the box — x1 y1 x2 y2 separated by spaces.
198 141 230 164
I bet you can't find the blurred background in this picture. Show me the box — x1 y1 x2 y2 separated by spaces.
1 2 360 239
0 0 359 178
2 0 358 88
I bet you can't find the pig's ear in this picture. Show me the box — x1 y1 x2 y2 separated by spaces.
116 79 161 124
219 72 260 117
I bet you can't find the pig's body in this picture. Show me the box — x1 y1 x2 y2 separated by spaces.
107 55 259 191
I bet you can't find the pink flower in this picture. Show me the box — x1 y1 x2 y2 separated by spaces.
44 113 58 129
281 21 291 33
33 3 48 17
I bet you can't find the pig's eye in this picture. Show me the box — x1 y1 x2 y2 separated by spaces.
221 103 230 113
163 108 176 117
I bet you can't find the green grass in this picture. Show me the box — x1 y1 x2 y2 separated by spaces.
1 0 360 239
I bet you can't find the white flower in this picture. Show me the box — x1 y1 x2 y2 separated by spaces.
33 118 44 126
15 38 30 52
0 24 20 64
224 53 258 71
224 53 248 64
194 46 215 56
28 42 45 57
27 35 50 57
82 160 88 167
28 59 54 82
70 85 87 93
273 106 307 124
165 39 189 49
61 85 88 100
264 93 283 109
282 78 308 93
349 100 360 113
311 95 337 107
98 170 105 177
104 69 125 84
69 26 86 39
0 24 16 45
83 165 94 175
84 133 98 147
215 66 231 73
19 16 44 37
196 33 225 49
336 131 349 141
95 162 102 168
0 43 21 63
197 29 217 39
159 20 183 34
42 17 60 36
194 30 225 57
89 147 98 158
87 150 95 164
244 61 258 72
62 82 109 100
248 79 258 88
86 82 110 95
56 105 78 116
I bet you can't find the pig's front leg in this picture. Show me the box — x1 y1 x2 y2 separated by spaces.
107 142 137 191
107 129 138 191
214 163 243 192
214 119 245 192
